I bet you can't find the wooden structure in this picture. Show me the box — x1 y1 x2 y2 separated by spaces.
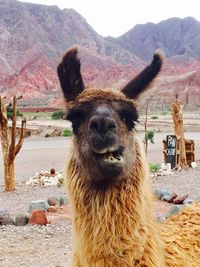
163 138 195 168
171 100 187 168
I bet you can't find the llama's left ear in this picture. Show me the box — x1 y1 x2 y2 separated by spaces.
57 48 85 102
122 53 163 99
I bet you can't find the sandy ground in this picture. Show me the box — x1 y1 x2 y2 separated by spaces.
0 119 200 267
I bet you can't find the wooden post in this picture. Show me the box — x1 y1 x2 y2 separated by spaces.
0 96 26 191
171 99 187 168
144 100 149 155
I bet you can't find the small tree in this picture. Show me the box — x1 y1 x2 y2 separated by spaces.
51 110 64 120
0 96 26 191
144 130 155 155
143 99 155 154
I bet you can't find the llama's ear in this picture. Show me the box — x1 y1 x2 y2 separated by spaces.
57 48 85 102
122 53 163 99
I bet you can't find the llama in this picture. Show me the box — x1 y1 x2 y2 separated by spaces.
57 48 200 267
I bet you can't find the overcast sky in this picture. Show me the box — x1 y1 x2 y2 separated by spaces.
19 0 200 37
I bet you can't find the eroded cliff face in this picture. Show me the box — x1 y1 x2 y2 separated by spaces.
1 0 200 108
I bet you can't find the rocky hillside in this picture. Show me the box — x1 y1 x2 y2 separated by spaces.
0 0 142 102
109 16 200 109
1 0 200 108
111 17 200 62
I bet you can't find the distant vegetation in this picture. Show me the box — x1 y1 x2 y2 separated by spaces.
7 103 23 119
150 115 159 120
145 130 155 144
149 163 161 173
51 110 65 120
63 129 73 137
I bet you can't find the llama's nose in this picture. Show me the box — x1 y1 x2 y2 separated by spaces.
89 115 116 136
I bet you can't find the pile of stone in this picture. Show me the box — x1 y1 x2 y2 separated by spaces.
26 169 64 186
150 163 172 178
154 188 200 220
0 195 69 226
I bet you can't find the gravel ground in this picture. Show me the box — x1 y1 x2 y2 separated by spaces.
0 183 66 216
0 131 200 267
152 166 200 200
0 224 72 267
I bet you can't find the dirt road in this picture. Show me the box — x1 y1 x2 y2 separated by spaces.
1 132 200 185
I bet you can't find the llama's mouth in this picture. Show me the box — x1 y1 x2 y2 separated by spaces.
102 151 124 164
93 146 124 165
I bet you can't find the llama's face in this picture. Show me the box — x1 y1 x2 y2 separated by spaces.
57 48 162 186
66 97 138 184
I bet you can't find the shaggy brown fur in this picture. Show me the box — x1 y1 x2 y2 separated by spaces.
57 48 200 267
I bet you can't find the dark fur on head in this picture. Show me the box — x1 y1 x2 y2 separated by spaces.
57 48 85 102
57 48 163 103
122 53 163 99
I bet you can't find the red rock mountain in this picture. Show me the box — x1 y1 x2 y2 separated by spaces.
1 0 200 108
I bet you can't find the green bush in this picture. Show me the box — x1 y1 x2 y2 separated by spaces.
6 104 23 119
63 129 73 137
51 110 64 120
160 111 168 115
150 115 159 120
149 163 161 173
145 130 155 144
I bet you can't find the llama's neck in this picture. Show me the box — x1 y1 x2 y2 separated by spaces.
67 139 165 266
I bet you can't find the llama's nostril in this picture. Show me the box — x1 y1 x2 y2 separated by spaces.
106 120 116 131
89 120 98 130
89 116 116 135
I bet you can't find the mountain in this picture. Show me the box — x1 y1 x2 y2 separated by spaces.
110 17 200 62
108 16 200 109
1 0 200 108
0 0 142 103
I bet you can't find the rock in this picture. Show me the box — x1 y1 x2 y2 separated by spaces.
0 209 14 225
166 163 172 173
57 173 63 179
15 214 29 226
183 198 194 205
165 205 184 218
154 189 171 200
173 194 189 204
161 163 167 171
49 129 62 137
50 168 56 176
28 200 50 213
47 196 59 206
167 193 177 203
48 206 59 212
161 192 174 201
29 210 48 225
195 196 200 203
27 170 63 186
59 195 69 206
191 162 197 168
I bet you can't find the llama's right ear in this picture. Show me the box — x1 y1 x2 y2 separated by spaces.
122 53 163 99
57 48 85 102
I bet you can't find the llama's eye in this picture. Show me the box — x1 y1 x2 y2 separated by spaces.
119 107 138 131
66 104 92 134
66 108 86 134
